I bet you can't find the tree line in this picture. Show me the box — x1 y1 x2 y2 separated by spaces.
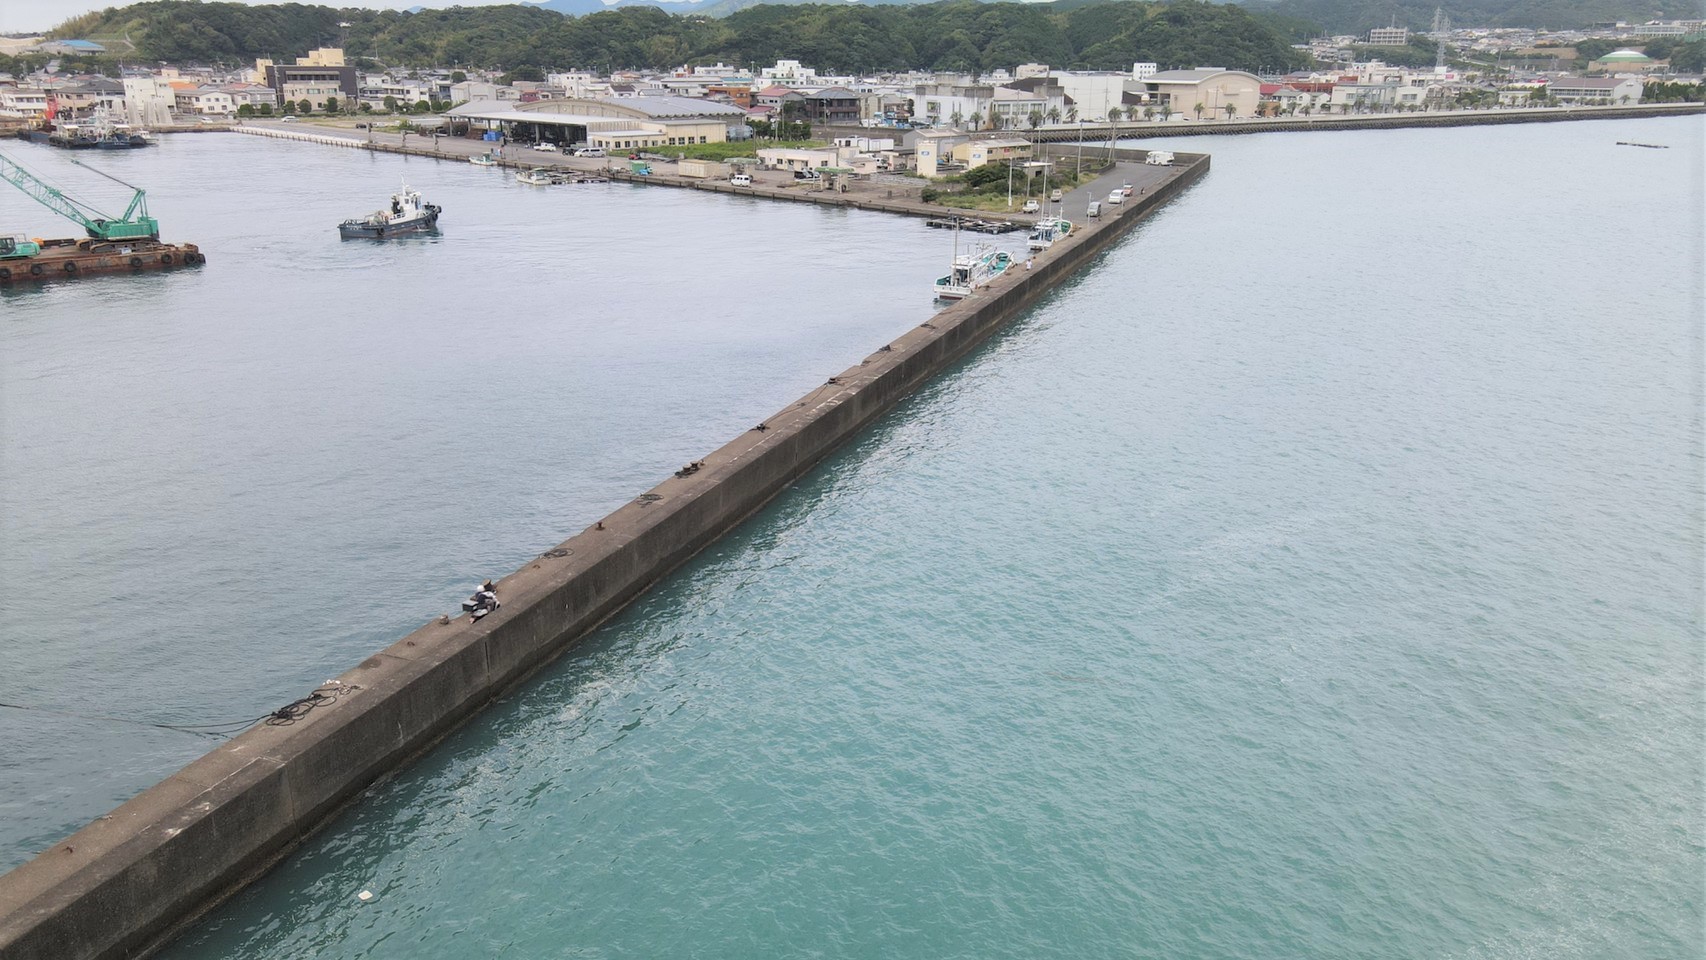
45 0 1308 74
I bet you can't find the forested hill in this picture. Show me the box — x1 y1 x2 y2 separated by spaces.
1240 0 1676 33
48 0 1308 73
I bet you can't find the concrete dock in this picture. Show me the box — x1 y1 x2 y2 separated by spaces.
0 146 1207 960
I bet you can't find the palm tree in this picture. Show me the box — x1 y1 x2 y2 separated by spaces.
1027 109 1043 132
1046 106 1061 126
1222 103 1235 119
950 109 963 129
969 110 982 130
1193 101 1205 120
1142 106 1154 122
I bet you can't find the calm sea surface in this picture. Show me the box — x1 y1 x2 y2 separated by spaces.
5 118 1703 959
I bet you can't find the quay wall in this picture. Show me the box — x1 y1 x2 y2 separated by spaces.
0 148 1208 960
1019 101 1701 142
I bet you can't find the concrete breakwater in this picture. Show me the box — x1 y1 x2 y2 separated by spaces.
0 152 1207 960
1018 101 1702 142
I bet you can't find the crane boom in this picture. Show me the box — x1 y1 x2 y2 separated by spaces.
0 151 160 240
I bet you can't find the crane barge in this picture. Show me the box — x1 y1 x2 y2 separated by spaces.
0 150 204 285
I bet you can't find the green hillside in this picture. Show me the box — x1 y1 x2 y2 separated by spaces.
43 0 1308 73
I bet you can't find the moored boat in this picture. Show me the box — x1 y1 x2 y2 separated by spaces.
337 181 441 240
469 150 500 167
1026 216 1073 252
933 247 1014 300
516 167 553 185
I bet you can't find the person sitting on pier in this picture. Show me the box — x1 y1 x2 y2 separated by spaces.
462 580 499 622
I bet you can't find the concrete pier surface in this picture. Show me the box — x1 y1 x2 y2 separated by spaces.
0 148 1206 960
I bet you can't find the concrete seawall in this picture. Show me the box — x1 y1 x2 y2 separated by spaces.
1020 101 1702 141
0 153 1209 960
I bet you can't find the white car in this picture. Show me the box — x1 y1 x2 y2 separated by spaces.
730 174 752 186
532 142 558 152
1107 190 1125 205
1050 188 1064 202
1021 199 1040 214
573 147 604 157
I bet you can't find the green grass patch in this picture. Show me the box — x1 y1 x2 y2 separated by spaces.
662 140 826 162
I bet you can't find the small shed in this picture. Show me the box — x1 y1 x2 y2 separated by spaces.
678 158 728 180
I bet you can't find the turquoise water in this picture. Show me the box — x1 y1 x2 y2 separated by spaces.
10 118 1705 958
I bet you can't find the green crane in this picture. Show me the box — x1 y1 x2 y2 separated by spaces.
0 151 160 241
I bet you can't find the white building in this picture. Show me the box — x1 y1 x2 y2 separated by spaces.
1143 68 1263 119
910 82 991 128
1547 76 1643 103
1132 62 1158 80
1054 72 1139 122
1368 27 1411 45
0 86 48 119
175 86 235 116
122 76 175 126
760 59 818 86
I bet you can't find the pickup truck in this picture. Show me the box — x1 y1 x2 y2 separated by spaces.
1021 199 1040 214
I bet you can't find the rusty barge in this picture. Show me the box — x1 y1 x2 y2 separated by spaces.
0 236 204 284
1 149 204 286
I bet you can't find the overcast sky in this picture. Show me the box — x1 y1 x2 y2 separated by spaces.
2 0 547 35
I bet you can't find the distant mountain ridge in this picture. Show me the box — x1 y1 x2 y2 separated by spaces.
535 0 951 16
1235 0 1678 32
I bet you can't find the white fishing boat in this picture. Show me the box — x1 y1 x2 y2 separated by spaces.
469 150 499 167
1027 216 1073 252
516 167 553 185
933 246 1015 300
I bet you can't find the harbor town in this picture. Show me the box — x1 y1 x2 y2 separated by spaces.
0 2 1701 959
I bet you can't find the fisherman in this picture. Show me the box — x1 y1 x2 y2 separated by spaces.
462 580 499 622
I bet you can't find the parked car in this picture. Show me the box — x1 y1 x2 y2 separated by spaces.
1050 188 1064 202
730 174 752 186
280 115 297 122
1021 199 1040 214
1145 150 1175 166
1086 200 1102 218
354 123 368 129
532 142 558 152
573 147 604 157
1119 182 1135 197
1107 189 1125 205
793 169 821 181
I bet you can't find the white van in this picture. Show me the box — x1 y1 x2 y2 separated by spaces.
1145 150 1175 166
730 174 752 186
573 146 605 157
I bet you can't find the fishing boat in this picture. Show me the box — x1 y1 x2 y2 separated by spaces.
337 180 441 240
469 150 500 167
1026 216 1073 252
516 167 553 185
933 247 1014 300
